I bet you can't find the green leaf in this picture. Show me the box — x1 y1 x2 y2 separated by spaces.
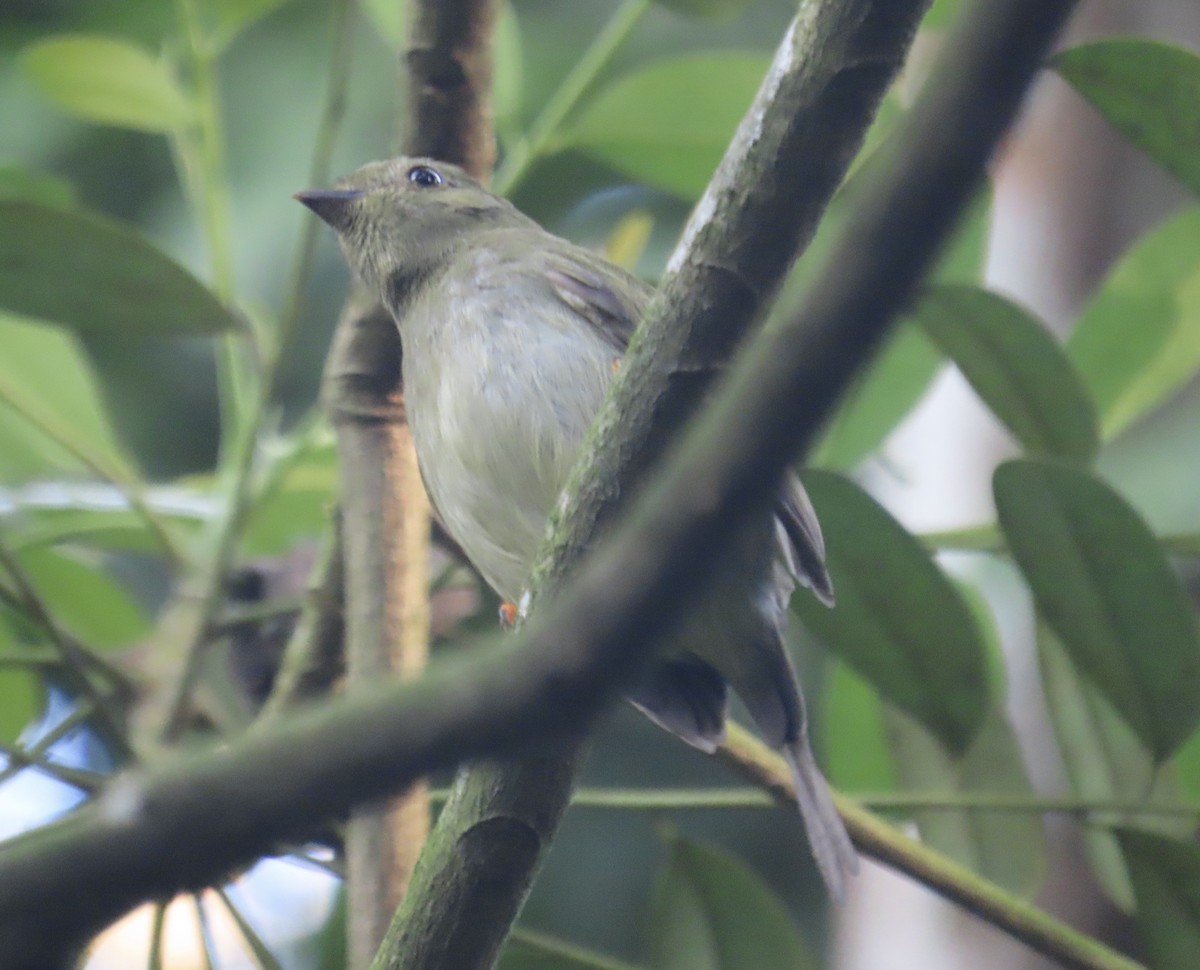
914 286 1099 461
1037 625 1188 910
561 54 769 200
494 3 524 139
1066 206 1200 439
1118 829 1200 970
0 617 41 744
0 314 130 482
923 0 961 28
22 34 193 133
823 661 897 792
0 168 75 208
886 707 1045 897
359 0 404 47
1054 40 1200 200
650 838 814 970
995 460 1200 760
18 547 149 649
794 471 990 755
499 931 645 970
241 436 336 555
210 0 294 48
811 323 942 470
0 200 240 336
807 189 991 469
651 0 755 21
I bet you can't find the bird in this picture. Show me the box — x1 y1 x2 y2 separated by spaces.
297 156 858 898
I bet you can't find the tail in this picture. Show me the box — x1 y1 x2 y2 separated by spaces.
784 735 859 902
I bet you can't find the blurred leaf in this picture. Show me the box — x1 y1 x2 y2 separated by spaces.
1066 206 1200 439
650 838 814 970
887 707 1045 897
923 0 960 28
1118 828 1200 970
0 314 130 483
1054 40 1200 200
0 617 40 744
210 0 294 48
561 54 769 199
359 0 404 47
914 286 1098 461
807 189 990 469
18 547 149 649
499 931 645 970
933 188 992 285
0 168 74 208
995 460 1200 761
22 34 193 133
494 2 524 139
0 200 240 336
1037 626 1188 910
651 0 755 20
605 211 654 271
823 661 897 792
795 471 990 755
241 439 336 556
811 323 942 470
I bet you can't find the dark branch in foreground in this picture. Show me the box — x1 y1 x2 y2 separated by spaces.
0 1 1082 969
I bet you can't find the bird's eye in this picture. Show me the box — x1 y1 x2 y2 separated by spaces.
407 165 443 188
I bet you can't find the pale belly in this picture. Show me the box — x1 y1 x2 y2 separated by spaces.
404 317 614 602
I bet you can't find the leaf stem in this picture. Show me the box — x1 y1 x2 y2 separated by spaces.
0 534 133 755
509 927 648 970
471 785 1200 819
492 0 651 195
719 723 1145 970
151 0 356 743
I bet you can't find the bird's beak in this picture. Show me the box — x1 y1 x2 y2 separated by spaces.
294 188 364 232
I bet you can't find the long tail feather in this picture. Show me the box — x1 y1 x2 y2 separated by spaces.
784 737 859 902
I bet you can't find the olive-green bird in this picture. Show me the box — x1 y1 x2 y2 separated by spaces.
298 157 858 898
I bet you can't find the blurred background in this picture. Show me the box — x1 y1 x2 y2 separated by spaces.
2 0 1200 968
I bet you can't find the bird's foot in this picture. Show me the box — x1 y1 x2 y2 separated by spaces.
498 601 518 629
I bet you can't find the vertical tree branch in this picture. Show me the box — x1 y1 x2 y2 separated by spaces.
331 0 498 963
374 4 932 969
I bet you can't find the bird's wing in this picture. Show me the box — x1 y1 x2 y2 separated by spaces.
775 471 835 606
541 246 647 354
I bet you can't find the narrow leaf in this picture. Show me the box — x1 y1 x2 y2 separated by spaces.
561 55 769 199
211 0 294 48
823 661 897 793
1037 625 1188 910
0 201 239 336
1118 829 1200 970
1054 40 1200 200
886 707 1045 897
915 286 1098 461
995 460 1200 760
795 471 990 755
22 35 193 133
652 0 755 21
650 838 814 970
811 323 942 470
0 314 129 482
1066 206 1200 439
0 618 40 743
18 547 149 649
0 168 74 208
